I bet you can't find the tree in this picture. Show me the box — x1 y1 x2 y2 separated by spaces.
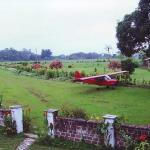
121 59 136 74
116 0 150 57
41 49 52 60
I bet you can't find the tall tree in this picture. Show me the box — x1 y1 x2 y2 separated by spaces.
41 49 52 60
116 0 150 57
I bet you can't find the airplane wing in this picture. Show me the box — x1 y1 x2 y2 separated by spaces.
79 71 129 81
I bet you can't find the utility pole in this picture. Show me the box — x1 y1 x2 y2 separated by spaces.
105 45 112 62
35 48 38 63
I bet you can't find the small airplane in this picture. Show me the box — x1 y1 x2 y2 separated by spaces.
73 71 128 87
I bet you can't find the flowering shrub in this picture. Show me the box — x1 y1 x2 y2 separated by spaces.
32 63 41 69
108 60 121 71
138 135 148 142
49 60 63 70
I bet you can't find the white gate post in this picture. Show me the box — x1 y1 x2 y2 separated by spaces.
10 105 23 133
44 109 58 138
103 114 117 148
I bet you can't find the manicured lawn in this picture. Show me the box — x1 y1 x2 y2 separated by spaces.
0 68 150 127
132 68 150 81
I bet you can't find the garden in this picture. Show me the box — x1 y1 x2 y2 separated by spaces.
0 59 150 149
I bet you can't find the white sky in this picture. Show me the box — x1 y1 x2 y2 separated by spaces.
0 0 139 55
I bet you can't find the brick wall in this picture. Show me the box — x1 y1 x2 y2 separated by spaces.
54 117 103 145
116 124 150 148
54 116 150 148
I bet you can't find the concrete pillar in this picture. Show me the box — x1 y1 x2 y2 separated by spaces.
103 114 117 148
10 105 23 133
44 109 58 137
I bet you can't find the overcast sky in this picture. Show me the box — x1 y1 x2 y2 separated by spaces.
0 0 139 55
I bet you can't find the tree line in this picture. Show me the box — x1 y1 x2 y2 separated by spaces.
0 48 52 61
0 48 118 61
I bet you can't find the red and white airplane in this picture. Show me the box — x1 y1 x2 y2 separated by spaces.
73 71 128 87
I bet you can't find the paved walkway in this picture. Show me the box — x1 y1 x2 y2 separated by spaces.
16 133 38 150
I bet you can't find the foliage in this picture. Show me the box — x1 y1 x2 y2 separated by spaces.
135 141 150 150
0 48 39 61
60 103 88 119
4 114 17 136
23 108 32 132
108 60 121 71
32 63 41 69
37 136 101 150
121 59 137 74
0 94 3 108
20 62 28 66
41 49 52 60
97 121 113 149
68 52 113 60
37 68 46 76
45 69 55 79
116 0 150 57
71 107 88 120
49 60 63 70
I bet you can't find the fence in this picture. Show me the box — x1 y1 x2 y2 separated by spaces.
1 105 150 149
45 108 150 149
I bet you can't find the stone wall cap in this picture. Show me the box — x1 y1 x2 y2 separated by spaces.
103 114 117 119
9 105 22 109
46 109 59 113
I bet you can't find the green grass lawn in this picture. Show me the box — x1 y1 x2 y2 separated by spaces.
0 68 150 127
132 68 150 81
0 134 62 150
0 134 23 150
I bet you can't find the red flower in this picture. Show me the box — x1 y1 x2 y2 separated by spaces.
32 64 41 69
139 135 148 142
49 60 63 69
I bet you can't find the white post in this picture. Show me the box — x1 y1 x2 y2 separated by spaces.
45 109 58 137
10 105 23 134
103 114 117 148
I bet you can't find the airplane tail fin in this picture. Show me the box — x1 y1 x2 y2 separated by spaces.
74 71 82 81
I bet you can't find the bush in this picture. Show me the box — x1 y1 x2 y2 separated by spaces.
23 66 32 72
49 60 63 70
60 104 88 119
37 68 46 76
108 60 121 71
32 64 41 69
68 65 73 68
71 107 88 120
133 60 140 68
37 136 101 150
23 108 32 132
21 62 28 66
4 114 17 136
81 71 86 77
45 70 55 79
121 59 136 74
